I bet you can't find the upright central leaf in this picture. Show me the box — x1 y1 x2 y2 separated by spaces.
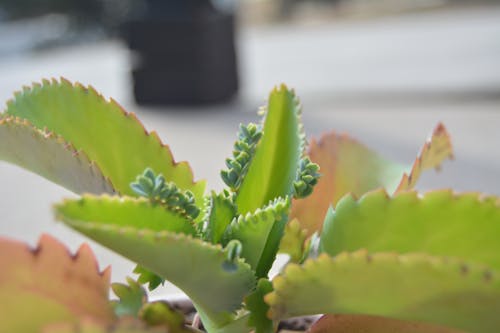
235 85 302 214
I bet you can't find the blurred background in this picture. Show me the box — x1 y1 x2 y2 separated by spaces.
0 0 499 295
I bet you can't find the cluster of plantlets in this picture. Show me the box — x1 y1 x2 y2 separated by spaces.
0 78 499 333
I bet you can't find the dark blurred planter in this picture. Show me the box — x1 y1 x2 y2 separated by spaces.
123 1 238 105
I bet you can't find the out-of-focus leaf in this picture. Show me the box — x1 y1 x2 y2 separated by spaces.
308 314 464 333
235 85 303 214
266 251 500 332
0 235 115 333
133 265 164 291
246 279 274 333
290 124 452 236
278 219 308 263
0 116 114 194
111 277 147 317
4 78 205 203
395 124 453 191
44 302 200 333
55 195 197 236
56 202 256 330
140 301 198 333
224 197 289 277
42 318 166 333
320 190 500 270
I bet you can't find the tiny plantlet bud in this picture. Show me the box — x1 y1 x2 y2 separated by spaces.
226 239 243 262
293 157 320 199
223 239 243 272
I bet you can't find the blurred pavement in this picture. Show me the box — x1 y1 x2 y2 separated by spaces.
0 5 499 295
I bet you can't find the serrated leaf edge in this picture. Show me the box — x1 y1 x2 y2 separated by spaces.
4 77 204 189
59 218 254 274
339 188 500 215
266 250 500 320
0 115 116 194
54 194 199 235
227 197 291 238
395 123 453 192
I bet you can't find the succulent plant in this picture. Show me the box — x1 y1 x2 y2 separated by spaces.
1 78 498 333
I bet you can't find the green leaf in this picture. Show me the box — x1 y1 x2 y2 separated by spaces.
308 314 464 333
0 235 115 333
0 116 114 194
55 195 197 236
320 190 500 270
42 318 167 333
224 197 290 277
44 302 200 333
278 219 308 264
266 251 500 332
140 301 200 333
4 79 205 203
111 277 147 318
245 279 274 333
235 85 303 214
204 191 237 244
198 314 252 333
133 265 164 291
290 123 453 236
56 209 256 330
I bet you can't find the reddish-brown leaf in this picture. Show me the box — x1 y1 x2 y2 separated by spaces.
0 234 115 332
290 124 452 236
308 314 464 333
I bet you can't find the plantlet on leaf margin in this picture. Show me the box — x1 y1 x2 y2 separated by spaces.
131 168 200 222
1 78 499 333
221 123 262 191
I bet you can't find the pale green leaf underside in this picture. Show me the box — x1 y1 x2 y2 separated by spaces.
320 190 500 270
0 117 114 194
55 195 197 236
266 251 500 332
4 79 205 203
57 216 255 328
235 85 302 214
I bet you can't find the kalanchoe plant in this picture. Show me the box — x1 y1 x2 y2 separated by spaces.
0 78 499 333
